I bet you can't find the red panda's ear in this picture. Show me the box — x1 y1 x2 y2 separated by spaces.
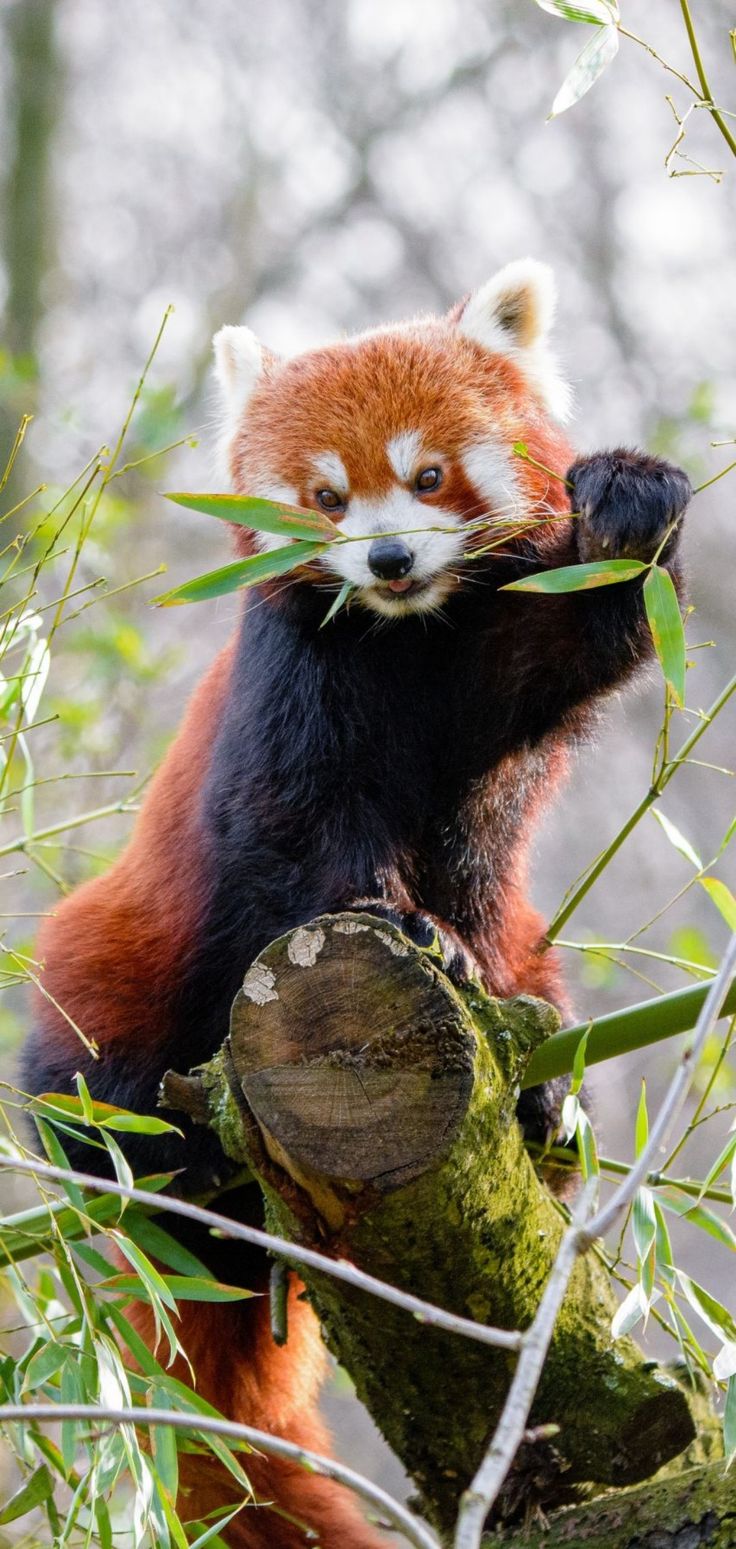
212 325 265 420
454 260 572 423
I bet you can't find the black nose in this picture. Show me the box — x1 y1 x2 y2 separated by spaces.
367 538 414 580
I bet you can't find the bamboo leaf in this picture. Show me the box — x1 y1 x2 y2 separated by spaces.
320 578 355 628
155 542 327 606
0 1463 53 1524
643 565 686 706
98 1112 183 1136
151 1386 179 1503
714 1343 736 1381
501 558 645 593
550 23 619 118
651 807 702 870
105 1275 255 1303
677 1271 736 1345
612 1282 654 1339
123 1214 213 1278
635 1080 649 1157
535 0 619 22
725 1374 736 1468
571 1027 589 1094
699 876 736 932
165 491 337 539
633 1185 657 1266
187 1505 246 1547
660 1191 736 1252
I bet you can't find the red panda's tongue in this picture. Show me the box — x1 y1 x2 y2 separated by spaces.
387 578 413 594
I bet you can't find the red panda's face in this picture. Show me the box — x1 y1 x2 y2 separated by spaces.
213 261 574 619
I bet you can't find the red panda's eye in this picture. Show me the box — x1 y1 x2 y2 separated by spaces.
415 467 442 493
316 489 344 512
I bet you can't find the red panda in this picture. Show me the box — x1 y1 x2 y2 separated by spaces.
23 260 690 1547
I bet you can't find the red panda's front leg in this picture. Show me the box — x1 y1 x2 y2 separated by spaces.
568 448 691 569
344 898 481 985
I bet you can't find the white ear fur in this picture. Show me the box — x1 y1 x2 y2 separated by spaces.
458 260 572 422
212 324 264 418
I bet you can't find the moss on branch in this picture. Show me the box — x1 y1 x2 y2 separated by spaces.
162 912 702 1538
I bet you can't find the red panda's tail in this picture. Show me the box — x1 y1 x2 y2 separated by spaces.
126 1282 388 1548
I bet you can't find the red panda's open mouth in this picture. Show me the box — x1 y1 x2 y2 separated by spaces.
377 576 432 599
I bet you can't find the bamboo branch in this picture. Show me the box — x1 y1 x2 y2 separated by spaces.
523 972 736 1088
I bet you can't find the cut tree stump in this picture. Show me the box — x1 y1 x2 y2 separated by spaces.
161 911 702 1539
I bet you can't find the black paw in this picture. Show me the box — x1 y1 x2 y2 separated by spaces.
568 449 691 564
345 901 479 986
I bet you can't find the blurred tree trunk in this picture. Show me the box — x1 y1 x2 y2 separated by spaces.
1 0 60 492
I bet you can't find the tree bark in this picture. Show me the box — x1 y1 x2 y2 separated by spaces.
483 1458 735 1548
161 911 700 1539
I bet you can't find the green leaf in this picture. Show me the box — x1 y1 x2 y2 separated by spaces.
105 1275 255 1303
576 1108 599 1182
660 1191 736 1252
633 1185 657 1266
699 876 736 932
635 1081 649 1157
536 0 618 21
550 23 619 117
643 565 686 707
164 491 337 539
75 1071 94 1124
571 1027 589 1095
35 1119 85 1214
612 1283 649 1339
112 1235 178 1311
320 578 354 628
693 1131 736 1209
23 1341 68 1393
677 1271 736 1345
654 1201 676 1287
725 1375 736 1468
0 1463 53 1524
151 1386 179 1502
155 542 328 606
500 558 646 593
98 1112 183 1135
123 1214 213 1278
187 1506 246 1548
651 807 702 871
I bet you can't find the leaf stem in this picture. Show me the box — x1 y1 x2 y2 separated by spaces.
679 0 736 158
545 668 736 940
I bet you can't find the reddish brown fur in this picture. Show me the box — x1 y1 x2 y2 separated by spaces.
26 291 687 1545
125 1289 384 1548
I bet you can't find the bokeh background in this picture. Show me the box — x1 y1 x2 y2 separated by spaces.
0 0 734 1529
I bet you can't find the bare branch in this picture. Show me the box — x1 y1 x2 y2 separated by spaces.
0 1151 522 1354
0 1403 439 1549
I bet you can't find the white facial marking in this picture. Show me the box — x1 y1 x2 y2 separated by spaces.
312 451 349 494
386 430 423 484
321 486 465 619
462 442 525 525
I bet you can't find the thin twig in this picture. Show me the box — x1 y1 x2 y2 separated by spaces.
0 1404 439 1549
546 668 736 940
0 1153 522 1354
